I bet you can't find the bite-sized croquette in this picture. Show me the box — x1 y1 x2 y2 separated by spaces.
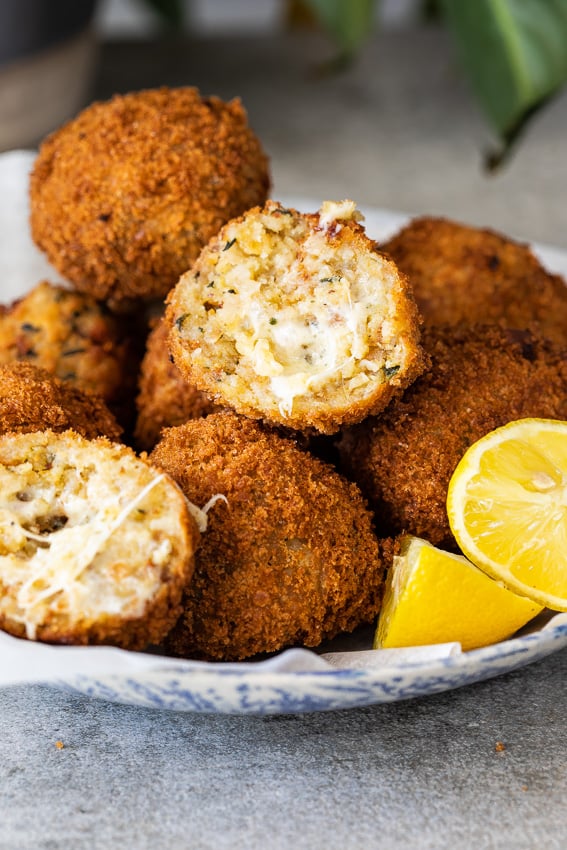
0 362 122 441
0 281 138 426
166 200 426 434
30 87 271 307
134 316 219 451
383 216 567 344
151 411 385 661
0 430 199 648
337 324 567 551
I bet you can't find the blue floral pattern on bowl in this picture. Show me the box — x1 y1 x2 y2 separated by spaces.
46 617 567 714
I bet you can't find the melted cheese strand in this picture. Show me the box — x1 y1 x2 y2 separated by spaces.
16 473 167 632
185 493 228 532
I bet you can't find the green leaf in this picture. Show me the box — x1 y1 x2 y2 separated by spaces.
140 0 184 28
441 0 567 163
302 0 377 62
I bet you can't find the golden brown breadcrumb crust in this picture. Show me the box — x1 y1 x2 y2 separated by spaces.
337 324 567 551
166 201 426 434
383 216 567 345
135 316 220 451
150 411 385 661
0 430 199 649
30 87 271 307
0 362 123 440
0 281 139 428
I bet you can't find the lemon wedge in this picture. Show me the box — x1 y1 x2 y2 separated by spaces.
447 418 567 611
375 535 542 651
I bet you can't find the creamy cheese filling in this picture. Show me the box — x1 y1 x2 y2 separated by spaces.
185 201 400 415
0 443 190 639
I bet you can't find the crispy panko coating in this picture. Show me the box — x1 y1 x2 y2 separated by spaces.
134 315 220 451
337 324 567 551
0 362 122 441
0 430 199 648
30 87 271 308
0 281 139 428
150 411 385 661
383 216 567 344
167 200 426 434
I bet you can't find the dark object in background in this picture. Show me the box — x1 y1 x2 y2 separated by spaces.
0 0 97 65
0 0 97 151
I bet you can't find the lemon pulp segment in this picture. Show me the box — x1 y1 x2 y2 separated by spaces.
447 418 567 610
375 536 542 651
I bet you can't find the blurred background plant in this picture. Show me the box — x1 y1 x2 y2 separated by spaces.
141 0 567 167
1 0 567 168
295 0 567 167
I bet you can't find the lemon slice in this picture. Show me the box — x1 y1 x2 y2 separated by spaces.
375 535 542 651
447 418 567 611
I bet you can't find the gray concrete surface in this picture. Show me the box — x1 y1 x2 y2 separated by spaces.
2 27 567 849
1 650 567 850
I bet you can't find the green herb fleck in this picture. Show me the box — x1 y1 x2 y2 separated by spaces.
175 313 189 330
320 275 341 283
384 365 400 380
223 238 236 251
21 323 40 333
227 289 236 294
207 281 215 288
269 317 277 325
62 348 87 357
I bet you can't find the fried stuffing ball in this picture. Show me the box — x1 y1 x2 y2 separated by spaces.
0 281 138 427
166 200 426 434
30 87 271 308
150 411 385 661
383 216 567 344
0 362 122 441
134 316 219 451
0 430 200 648
337 324 567 551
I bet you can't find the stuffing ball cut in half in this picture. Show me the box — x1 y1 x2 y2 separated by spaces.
151 411 386 661
0 361 122 441
166 200 426 434
0 431 200 648
30 87 271 308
